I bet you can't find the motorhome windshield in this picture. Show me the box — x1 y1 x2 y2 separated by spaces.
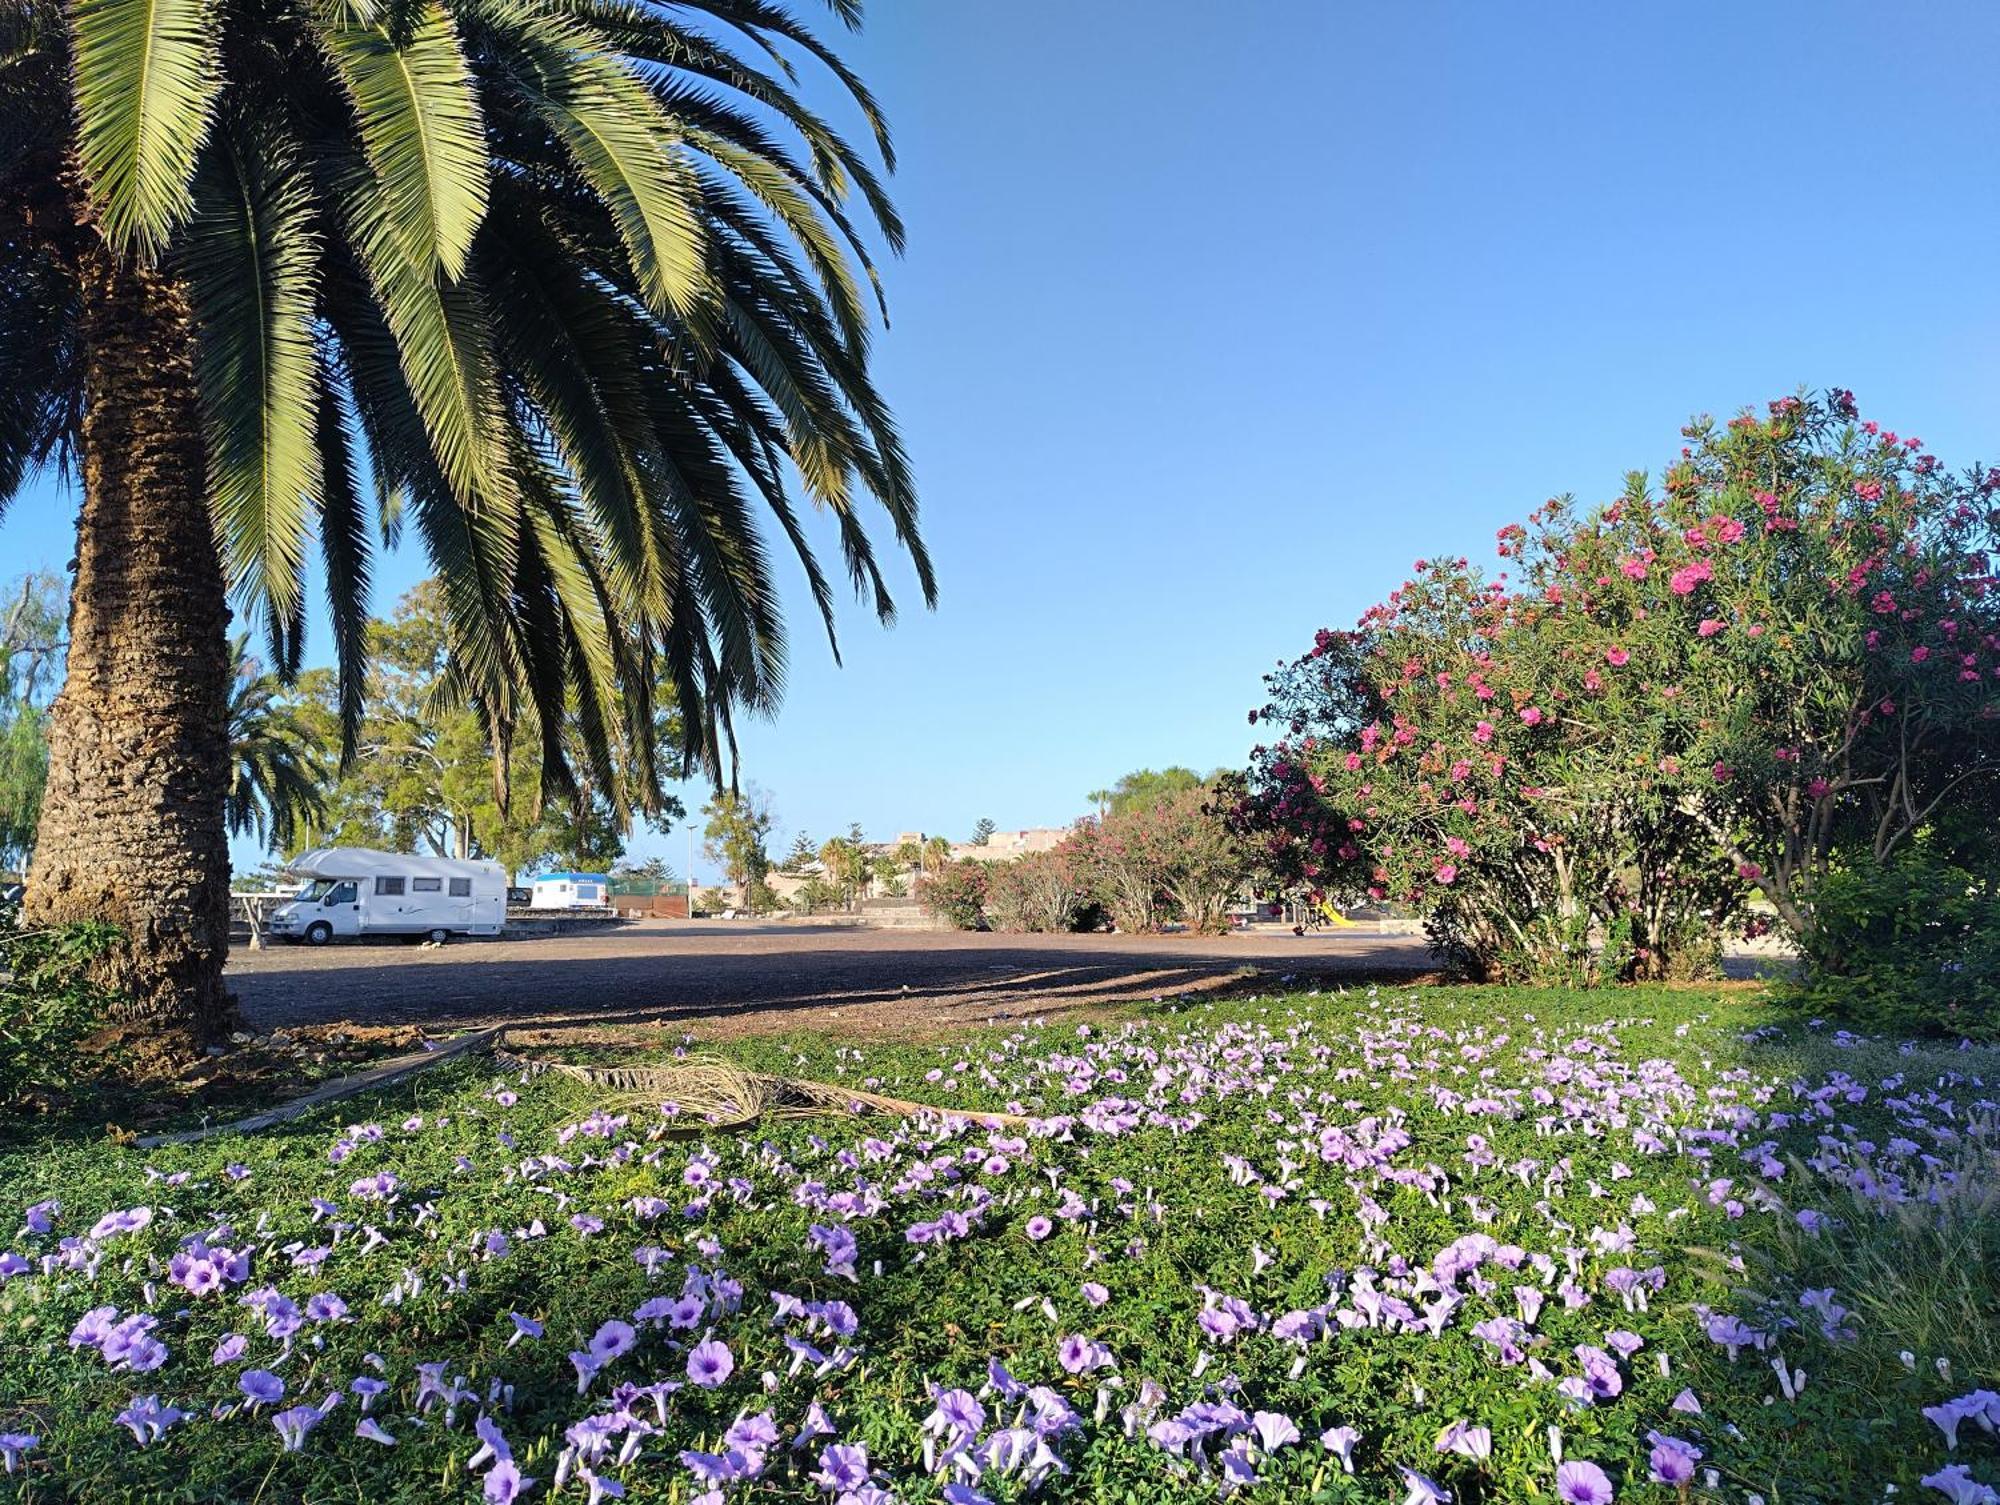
295 879 358 904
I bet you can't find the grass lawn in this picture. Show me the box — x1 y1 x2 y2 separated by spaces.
0 983 1995 1503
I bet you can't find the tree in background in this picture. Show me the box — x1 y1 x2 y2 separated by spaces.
781 832 819 875
984 845 1092 933
2 0 925 1044
922 835 954 876
1074 783 1247 934
0 573 63 873
3 583 337 869
224 635 328 854
703 789 774 911
818 827 872 910
291 583 683 874
623 856 676 885
885 839 922 898
1101 767 1206 817
970 817 996 846
915 860 989 930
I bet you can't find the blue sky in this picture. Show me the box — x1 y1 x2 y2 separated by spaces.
9 0 2000 877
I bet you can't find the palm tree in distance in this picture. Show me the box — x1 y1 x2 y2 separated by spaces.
0 0 927 1041
224 635 329 854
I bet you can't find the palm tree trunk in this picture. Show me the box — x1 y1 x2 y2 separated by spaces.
23 243 235 1046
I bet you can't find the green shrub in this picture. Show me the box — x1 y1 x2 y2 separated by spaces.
914 860 988 929
0 921 122 1107
788 876 842 915
983 849 1090 932
1784 852 2000 1038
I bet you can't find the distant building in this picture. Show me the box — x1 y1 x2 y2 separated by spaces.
947 827 1069 863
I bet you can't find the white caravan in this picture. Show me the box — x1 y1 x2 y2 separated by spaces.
266 847 507 945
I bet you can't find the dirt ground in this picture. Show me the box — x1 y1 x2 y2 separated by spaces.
225 919 1440 1044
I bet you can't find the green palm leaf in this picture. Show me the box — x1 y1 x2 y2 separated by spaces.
316 0 489 280
68 0 222 255
335 153 509 514
494 6 714 323
185 124 323 627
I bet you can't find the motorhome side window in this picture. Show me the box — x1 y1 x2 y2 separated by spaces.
412 877 442 893
375 877 405 896
448 878 472 897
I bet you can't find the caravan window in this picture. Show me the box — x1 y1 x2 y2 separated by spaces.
412 877 442 893
448 878 472 897
374 876 405 896
322 881 357 906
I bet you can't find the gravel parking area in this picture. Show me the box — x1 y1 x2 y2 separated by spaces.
225 920 1439 1043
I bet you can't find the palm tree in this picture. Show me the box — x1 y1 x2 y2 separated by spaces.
225 635 328 853
0 0 926 1040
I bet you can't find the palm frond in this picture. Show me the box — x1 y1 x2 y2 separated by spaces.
68 0 221 254
185 120 323 628
492 4 715 325
313 361 372 765
316 0 489 279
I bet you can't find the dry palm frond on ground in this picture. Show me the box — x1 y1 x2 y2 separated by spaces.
491 1049 1038 1132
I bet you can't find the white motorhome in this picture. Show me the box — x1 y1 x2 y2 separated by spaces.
528 872 611 910
265 847 507 945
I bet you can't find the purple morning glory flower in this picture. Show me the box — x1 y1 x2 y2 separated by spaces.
813 1443 871 1493
350 1377 387 1411
1321 1424 1359 1472
925 1387 985 1438
1252 1411 1300 1452
211 1333 248 1366
507 1312 543 1346
1399 1468 1450 1504
588 1320 637 1364
115 1395 186 1446
1056 1334 1111 1374
1647 1433 1701 1486
1924 1464 1999 1505
1024 1216 1053 1241
88 1207 153 1240
272 1403 325 1452
355 1418 396 1446
0 1433 37 1473
483 1459 533 1503
69 1304 118 1350
240 1369 285 1406
687 1337 734 1389
24 1200 58 1234
1555 1459 1616 1505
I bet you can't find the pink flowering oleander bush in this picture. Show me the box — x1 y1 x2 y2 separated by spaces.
915 861 990 930
1067 785 1249 935
982 849 1094 935
1242 391 2000 1009
1 986 1997 1503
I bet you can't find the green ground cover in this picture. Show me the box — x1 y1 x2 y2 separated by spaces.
0 984 1994 1503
